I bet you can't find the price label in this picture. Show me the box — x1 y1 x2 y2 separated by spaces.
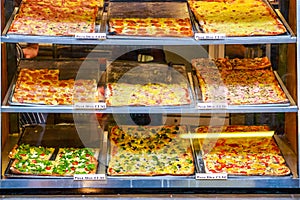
75 33 106 40
197 103 228 109
196 173 227 180
74 102 106 110
195 33 226 40
74 174 106 181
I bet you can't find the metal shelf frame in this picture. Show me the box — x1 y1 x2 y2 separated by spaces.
1 105 298 114
0 176 299 189
1 34 297 46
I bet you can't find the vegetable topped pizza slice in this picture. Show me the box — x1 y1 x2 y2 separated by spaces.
8 145 100 176
108 125 195 176
10 159 56 176
9 143 55 160
53 147 99 176
9 144 56 176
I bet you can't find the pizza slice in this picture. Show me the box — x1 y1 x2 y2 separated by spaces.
109 17 193 37
194 125 291 176
189 0 286 36
12 68 99 105
192 57 289 105
202 152 291 176
8 2 98 36
108 125 195 176
108 143 194 176
10 159 55 175
9 144 55 161
53 147 99 176
105 82 191 106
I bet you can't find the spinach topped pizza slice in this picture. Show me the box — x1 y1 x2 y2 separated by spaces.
108 125 195 176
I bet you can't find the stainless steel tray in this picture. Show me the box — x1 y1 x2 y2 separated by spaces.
3 5 104 36
5 124 104 179
188 0 291 37
104 61 196 107
108 1 191 19
107 1 196 38
105 125 196 178
8 60 102 107
106 61 188 83
192 67 293 107
190 127 293 177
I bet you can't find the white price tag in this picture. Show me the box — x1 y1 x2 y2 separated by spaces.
195 33 226 40
197 103 228 109
74 174 106 181
75 33 106 40
196 173 227 180
74 102 106 110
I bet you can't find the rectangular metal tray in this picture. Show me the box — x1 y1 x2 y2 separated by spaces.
3 5 104 36
8 60 102 107
108 1 190 18
105 125 196 179
106 61 188 83
104 61 196 107
107 1 196 39
192 68 293 107
5 124 104 178
188 0 291 37
190 127 293 178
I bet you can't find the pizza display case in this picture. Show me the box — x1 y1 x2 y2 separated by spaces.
0 0 299 194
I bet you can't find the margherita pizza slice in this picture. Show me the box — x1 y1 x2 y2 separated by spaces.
194 125 291 176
